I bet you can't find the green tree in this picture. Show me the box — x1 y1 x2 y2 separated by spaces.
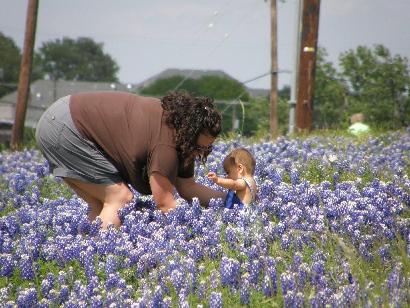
0 32 21 98
140 76 198 95
140 75 249 101
340 45 410 128
313 47 348 128
234 95 289 137
37 37 119 82
194 76 249 101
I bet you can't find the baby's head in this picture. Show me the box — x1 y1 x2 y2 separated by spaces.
223 148 256 179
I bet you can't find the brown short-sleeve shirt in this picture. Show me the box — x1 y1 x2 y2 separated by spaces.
69 91 194 195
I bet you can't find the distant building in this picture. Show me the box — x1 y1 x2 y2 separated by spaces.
0 79 136 129
0 79 136 142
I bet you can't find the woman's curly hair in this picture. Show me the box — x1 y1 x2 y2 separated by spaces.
161 91 222 164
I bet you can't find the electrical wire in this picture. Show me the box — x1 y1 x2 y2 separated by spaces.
173 1 264 91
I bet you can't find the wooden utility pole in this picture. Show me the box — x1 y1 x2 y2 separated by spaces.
11 0 39 150
295 0 320 132
270 0 278 137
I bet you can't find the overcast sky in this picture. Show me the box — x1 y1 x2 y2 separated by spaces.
1 0 409 89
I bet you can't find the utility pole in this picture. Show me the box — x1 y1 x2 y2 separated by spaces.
270 0 278 137
288 0 303 135
295 0 320 132
11 0 39 150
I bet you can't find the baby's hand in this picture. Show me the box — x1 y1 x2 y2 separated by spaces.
207 171 218 183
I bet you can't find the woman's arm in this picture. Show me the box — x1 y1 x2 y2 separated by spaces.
149 172 176 213
175 176 226 206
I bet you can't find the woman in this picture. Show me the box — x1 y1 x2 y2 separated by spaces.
35 91 226 228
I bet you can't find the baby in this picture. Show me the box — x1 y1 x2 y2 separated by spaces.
207 147 257 209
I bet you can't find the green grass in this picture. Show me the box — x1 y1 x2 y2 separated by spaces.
0 127 39 152
38 176 73 200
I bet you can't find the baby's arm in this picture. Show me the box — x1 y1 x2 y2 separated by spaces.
207 172 247 191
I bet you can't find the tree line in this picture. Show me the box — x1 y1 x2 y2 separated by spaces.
0 32 409 135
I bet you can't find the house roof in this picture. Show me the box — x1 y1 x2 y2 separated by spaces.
0 79 136 128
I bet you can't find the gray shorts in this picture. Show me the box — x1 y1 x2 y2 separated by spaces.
35 95 122 184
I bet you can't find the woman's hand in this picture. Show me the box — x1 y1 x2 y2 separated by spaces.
175 176 226 206
207 171 219 183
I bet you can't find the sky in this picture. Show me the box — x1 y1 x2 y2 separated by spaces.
1 0 409 90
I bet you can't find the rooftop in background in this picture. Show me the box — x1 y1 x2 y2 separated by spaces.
0 80 137 129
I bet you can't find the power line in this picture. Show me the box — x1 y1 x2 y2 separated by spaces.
173 1 263 91
218 68 293 116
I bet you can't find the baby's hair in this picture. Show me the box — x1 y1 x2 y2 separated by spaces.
223 148 256 175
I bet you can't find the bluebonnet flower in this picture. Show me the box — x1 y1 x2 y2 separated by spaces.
407 234 410 257
248 259 262 286
239 272 250 305
209 291 222 308
289 168 300 186
105 254 118 276
284 290 304 308
88 217 102 237
197 280 207 300
0 253 14 277
19 254 35 280
0 287 10 304
280 271 296 295
358 242 373 261
105 273 121 290
161 296 172 308
280 233 291 250
264 256 277 295
378 244 391 262
58 284 69 304
224 225 240 249
310 260 326 286
386 262 406 303
220 256 240 290
297 263 310 290
209 269 220 289
2 215 20 237
151 285 164 307
261 274 272 297
40 276 53 298
90 295 103 308
16 287 38 307
170 269 185 292
73 279 88 301
292 252 303 270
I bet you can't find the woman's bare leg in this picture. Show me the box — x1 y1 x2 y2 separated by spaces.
63 178 133 228
63 178 103 221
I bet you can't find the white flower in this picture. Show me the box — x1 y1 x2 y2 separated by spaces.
328 154 338 162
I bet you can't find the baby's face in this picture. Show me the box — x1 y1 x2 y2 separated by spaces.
225 165 240 180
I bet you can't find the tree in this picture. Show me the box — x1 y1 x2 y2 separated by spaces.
0 32 21 98
340 45 410 128
37 37 119 82
313 47 348 128
140 75 249 101
140 76 197 96
194 76 249 101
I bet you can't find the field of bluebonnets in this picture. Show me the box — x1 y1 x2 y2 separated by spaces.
0 129 410 307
